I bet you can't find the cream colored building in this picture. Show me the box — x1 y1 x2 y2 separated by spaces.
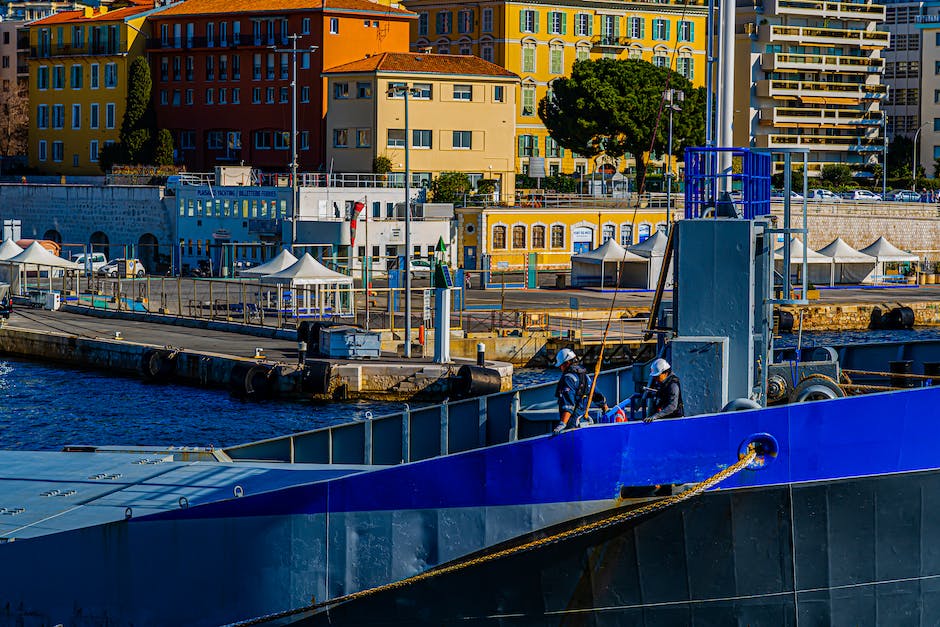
323 52 519 201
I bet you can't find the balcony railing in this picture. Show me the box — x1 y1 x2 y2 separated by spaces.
757 78 887 100
30 42 121 58
177 171 427 190
757 134 882 151
591 35 628 48
760 106 883 127
763 24 889 48
147 37 262 51
761 52 883 73
769 0 885 20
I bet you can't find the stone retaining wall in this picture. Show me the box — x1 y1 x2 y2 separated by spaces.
785 300 940 331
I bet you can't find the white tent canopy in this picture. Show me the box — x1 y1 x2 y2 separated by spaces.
773 237 832 264
858 237 919 263
237 249 298 277
260 253 353 318
571 239 649 289
816 237 877 284
627 230 668 258
7 242 81 269
0 240 23 288
0 239 24 261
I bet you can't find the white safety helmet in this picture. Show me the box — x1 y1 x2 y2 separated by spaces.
554 348 577 368
649 358 671 377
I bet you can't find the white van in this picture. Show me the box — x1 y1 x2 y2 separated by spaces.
72 252 108 273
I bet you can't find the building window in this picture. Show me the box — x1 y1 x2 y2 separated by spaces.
330 18 339 34
482 8 493 33
653 55 668 68
576 13 592 37
518 134 538 157
219 87 227 104
652 18 669 41
38 140 47 162
90 103 99 129
413 83 432 99
206 56 215 80
437 40 450 54
205 88 214 104
279 86 288 102
52 104 64 129
52 65 64 89
453 84 472 100
254 130 272 149
492 225 507 249
545 136 562 158
549 11 565 34
185 89 193 104
71 103 81 129
550 225 564 248
412 129 432 148
453 130 472 149
334 82 349 99
37 66 49 90
550 44 563 74
418 13 428 36
232 55 241 79
520 9 538 33
458 9 473 33
532 225 546 248
104 63 117 88
512 225 526 248
301 86 310 102
300 131 309 150
522 43 536 73
274 131 289 150
437 10 453 34
602 16 620 43
160 57 169 81
521 85 536 116
677 57 693 79
333 128 349 147
678 20 694 42
357 82 372 98
628 17 644 39
106 103 115 128
232 88 240 104
576 45 590 62
88 63 99 89
207 131 224 149
70 64 82 89
89 140 99 162
620 224 633 246
481 44 494 62
494 85 505 102
52 141 63 162
638 223 651 241
602 224 615 243
36 105 48 129
387 128 405 147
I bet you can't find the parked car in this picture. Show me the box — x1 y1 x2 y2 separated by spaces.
770 189 804 200
409 259 432 278
71 252 108 274
842 189 882 201
808 189 841 201
885 189 922 202
98 258 146 278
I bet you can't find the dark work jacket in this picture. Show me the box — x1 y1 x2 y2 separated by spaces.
650 373 684 420
556 364 606 419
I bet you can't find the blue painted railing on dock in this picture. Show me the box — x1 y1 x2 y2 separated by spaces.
225 365 640 465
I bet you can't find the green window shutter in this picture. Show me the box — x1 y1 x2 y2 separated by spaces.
561 13 567 35
518 135 524 156
437 13 444 34
613 16 620 39
519 10 526 32
639 18 645 39
534 136 539 157
665 20 671 41
688 21 694 41
533 11 540 33
587 15 594 36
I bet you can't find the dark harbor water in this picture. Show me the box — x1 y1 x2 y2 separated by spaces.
0 359 553 451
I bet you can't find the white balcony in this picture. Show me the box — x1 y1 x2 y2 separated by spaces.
761 52 883 74
765 0 885 21
756 134 882 152
756 78 888 101
762 24 890 49
759 107 883 127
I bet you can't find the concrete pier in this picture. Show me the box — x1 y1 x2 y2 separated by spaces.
0 310 512 401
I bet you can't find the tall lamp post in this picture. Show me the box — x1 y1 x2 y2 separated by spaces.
388 82 421 357
271 36 318 252
913 121 930 194
664 88 684 224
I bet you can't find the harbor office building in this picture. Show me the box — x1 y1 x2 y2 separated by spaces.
172 167 454 275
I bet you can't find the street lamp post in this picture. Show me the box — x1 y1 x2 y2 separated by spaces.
664 89 684 224
913 122 930 194
388 83 420 357
271 36 318 252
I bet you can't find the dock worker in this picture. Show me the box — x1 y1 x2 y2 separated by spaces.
553 348 609 435
644 358 684 423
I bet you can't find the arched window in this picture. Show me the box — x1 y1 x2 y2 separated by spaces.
532 225 546 249
492 225 507 249
656 222 667 234
551 224 565 248
602 224 615 243
620 223 633 247
638 223 651 242
512 225 526 248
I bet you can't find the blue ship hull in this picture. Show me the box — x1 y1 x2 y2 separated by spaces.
3 385 940 625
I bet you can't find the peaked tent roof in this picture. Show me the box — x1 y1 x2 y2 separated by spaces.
0 239 24 261
773 237 832 264
6 242 81 268
262 253 353 285
816 237 877 264
858 236 919 263
572 238 646 264
628 230 668 258
238 249 298 277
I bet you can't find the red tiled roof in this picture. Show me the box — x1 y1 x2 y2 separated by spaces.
31 1 156 25
155 0 413 18
324 52 519 78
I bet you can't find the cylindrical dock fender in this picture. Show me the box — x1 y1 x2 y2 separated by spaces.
789 374 845 403
721 398 762 412
775 310 794 334
452 364 502 399
301 360 332 395
140 348 177 382
243 364 278 400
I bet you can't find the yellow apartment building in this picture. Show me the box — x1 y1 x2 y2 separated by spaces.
323 52 519 201
402 0 708 176
27 0 162 174
456 204 669 269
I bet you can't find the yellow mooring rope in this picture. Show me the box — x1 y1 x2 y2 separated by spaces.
227 448 759 627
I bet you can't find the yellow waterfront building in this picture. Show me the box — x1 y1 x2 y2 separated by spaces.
27 0 161 174
323 52 520 202
456 203 669 269
402 0 708 176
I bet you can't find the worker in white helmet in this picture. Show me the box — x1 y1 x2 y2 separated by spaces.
645 358 684 423
552 348 608 435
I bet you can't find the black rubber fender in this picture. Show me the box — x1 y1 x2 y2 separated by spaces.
140 348 176 382
452 365 502 399
721 398 762 412
789 374 845 403
301 360 332 395
775 310 794 334
244 365 278 399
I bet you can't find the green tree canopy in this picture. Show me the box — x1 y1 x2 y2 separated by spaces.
153 129 174 166
538 58 705 192
117 57 157 165
818 163 854 189
429 171 472 203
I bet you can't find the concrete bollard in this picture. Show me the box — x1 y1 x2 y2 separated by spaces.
477 342 485 366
